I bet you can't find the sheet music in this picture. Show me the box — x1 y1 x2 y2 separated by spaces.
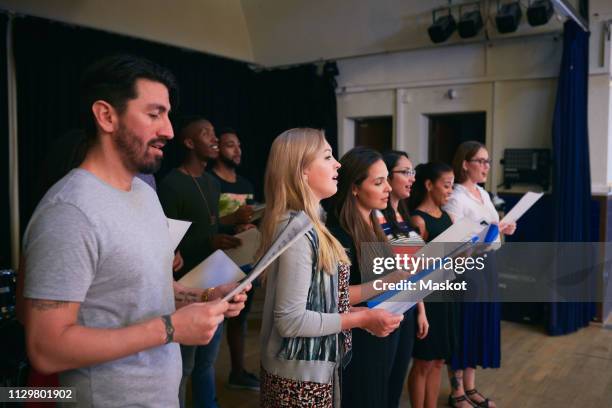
168 218 191 251
178 250 246 289
250 204 266 222
371 218 487 313
373 267 456 313
501 191 544 224
224 227 262 266
430 217 485 244
222 211 313 301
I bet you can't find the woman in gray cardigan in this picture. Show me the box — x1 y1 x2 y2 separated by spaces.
257 128 403 407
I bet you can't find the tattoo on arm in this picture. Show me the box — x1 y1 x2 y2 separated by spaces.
31 299 69 311
175 290 200 305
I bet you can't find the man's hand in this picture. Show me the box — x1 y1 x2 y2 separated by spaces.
211 234 241 250
216 282 252 317
172 251 184 272
234 223 256 234
171 299 228 345
232 205 254 225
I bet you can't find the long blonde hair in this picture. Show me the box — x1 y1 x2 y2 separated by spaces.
256 128 349 276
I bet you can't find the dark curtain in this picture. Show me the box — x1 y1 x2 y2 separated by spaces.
248 65 338 199
0 13 9 269
549 20 595 335
12 16 337 229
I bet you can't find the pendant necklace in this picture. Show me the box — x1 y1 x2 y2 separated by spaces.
183 167 216 226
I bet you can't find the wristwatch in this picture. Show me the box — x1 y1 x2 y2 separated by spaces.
161 314 174 344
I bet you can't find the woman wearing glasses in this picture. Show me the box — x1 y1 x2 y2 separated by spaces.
378 151 429 407
443 141 516 408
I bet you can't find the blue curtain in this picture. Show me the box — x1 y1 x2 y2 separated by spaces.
550 20 595 335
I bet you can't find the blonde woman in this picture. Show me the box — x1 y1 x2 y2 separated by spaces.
258 128 402 407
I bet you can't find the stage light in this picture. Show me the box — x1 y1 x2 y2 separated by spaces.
527 0 554 26
458 4 483 39
496 1 522 33
428 8 457 43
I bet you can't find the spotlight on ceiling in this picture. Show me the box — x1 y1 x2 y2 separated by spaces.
496 1 523 33
428 7 456 43
527 0 554 26
458 3 484 38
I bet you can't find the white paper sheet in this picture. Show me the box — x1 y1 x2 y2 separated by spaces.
222 211 313 301
430 217 486 244
250 204 266 222
373 267 456 313
178 250 246 289
372 218 487 313
500 192 544 224
224 228 262 266
167 218 191 251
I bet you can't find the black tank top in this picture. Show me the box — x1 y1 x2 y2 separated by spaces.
412 209 452 242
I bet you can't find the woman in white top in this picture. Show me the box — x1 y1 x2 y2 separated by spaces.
443 141 516 408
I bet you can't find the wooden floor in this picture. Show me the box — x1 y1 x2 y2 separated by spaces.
209 319 612 408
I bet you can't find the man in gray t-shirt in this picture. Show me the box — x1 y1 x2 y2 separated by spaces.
22 55 247 407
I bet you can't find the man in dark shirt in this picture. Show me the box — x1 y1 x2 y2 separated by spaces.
210 128 260 390
210 128 255 231
158 117 240 407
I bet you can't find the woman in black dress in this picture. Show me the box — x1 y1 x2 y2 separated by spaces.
325 147 406 408
379 150 430 407
406 162 461 408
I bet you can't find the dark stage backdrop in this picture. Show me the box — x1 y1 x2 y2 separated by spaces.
11 15 338 233
0 14 10 269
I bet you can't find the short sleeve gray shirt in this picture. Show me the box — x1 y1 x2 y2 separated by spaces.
23 169 181 407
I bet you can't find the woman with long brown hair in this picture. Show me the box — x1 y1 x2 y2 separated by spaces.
258 129 402 407
325 146 408 407
379 150 429 407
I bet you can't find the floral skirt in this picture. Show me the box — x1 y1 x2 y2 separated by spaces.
260 366 333 408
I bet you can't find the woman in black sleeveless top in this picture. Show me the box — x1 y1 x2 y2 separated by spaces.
406 162 462 408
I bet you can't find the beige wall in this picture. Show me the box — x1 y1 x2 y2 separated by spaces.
0 0 254 62
242 0 569 67
492 79 557 192
335 0 612 194
0 0 583 68
336 90 395 154
336 33 563 194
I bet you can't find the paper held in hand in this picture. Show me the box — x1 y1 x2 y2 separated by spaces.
167 218 191 251
371 217 487 314
223 227 262 267
222 211 313 302
178 250 246 289
250 203 266 222
500 191 544 224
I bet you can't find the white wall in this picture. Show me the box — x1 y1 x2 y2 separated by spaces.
337 90 395 155
492 79 557 191
336 33 562 193
0 0 255 62
335 1 612 195
589 74 611 193
242 0 569 67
